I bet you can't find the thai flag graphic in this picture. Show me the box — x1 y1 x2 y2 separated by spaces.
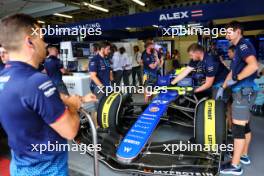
191 10 203 17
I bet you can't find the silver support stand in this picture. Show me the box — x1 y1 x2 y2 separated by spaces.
79 108 99 176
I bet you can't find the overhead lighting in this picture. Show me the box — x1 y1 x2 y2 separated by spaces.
83 2 109 12
152 25 159 28
37 20 45 24
126 27 132 30
54 13 73 19
131 0 145 6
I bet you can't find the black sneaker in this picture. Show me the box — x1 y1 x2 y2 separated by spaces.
240 154 251 165
220 162 243 175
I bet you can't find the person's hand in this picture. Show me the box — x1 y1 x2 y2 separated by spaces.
215 87 224 100
81 93 98 103
66 95 82 110
226 79 237 87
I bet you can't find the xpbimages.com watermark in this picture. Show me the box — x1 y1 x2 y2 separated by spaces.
94 84 168 96
163 141 233 154
31 24 102 39
31 141 101 154
162 24 234 38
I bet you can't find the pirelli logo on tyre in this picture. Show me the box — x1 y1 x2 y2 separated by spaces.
204 100 216 151
102 93 119 128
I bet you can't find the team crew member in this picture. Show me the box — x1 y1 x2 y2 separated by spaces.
225 45 236 132
111 45 123 86
171 43 229 97
132 45 143 86
0 14 97 176
0 46 9 71
141 41 160 102
89 41 113 98
121 47 132 86
44 45 69 95
218 21 259 175
157 46 164 76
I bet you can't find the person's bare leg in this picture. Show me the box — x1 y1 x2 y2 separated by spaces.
242 132 251 156
232 119 247 165
227 102 232 130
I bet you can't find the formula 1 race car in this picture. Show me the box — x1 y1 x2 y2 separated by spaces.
74 70 227 176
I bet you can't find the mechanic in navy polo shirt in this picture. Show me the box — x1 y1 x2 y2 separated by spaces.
0 14 97 176
218 21 259 175
43 44 69 95
171 43 229 99
141 40 160 102
89 41 113 98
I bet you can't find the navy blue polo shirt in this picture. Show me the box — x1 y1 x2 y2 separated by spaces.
188 53 229 86
0 62 5 72
89 54 111 89
141 50 158 77
231 38 258 91
0 61 67 158
44 55 64 86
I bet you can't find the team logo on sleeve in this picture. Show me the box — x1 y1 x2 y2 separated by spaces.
44 87 57 97
240 44 248 51
0 76 10 91
207 66 214 72
38 80 56 97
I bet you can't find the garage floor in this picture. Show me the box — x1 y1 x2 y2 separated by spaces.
69 94 264 176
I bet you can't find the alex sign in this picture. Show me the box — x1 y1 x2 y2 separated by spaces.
159 10 203 21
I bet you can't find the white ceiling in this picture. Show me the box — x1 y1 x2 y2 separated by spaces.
0 0 79 18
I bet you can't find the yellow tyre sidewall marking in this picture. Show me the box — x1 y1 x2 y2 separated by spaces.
102 93 119 128
204 100 216 151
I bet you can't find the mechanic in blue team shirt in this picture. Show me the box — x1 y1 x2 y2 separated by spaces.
89 41 113 98
171 43 229 99
0 46 9 71
0 14 97 176
141 40 160 102
44 44 69 95
217 21 259 175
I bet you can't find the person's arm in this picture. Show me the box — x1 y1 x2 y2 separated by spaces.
60 68 71 75
42 69 47 74
50 94 81 140
195 76 215 93
89 58 103 87
236 55 259 81
222 71 232 89
24 75 81 140
148 52 160 69
171 66 194 85
90 72 103 87
159 56 164 67
112 53 118 70
110 70 114 81
148 61 159 69
137 52 142 65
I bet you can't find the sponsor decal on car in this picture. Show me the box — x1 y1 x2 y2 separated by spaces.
149 106 160 112
153 170 214 176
